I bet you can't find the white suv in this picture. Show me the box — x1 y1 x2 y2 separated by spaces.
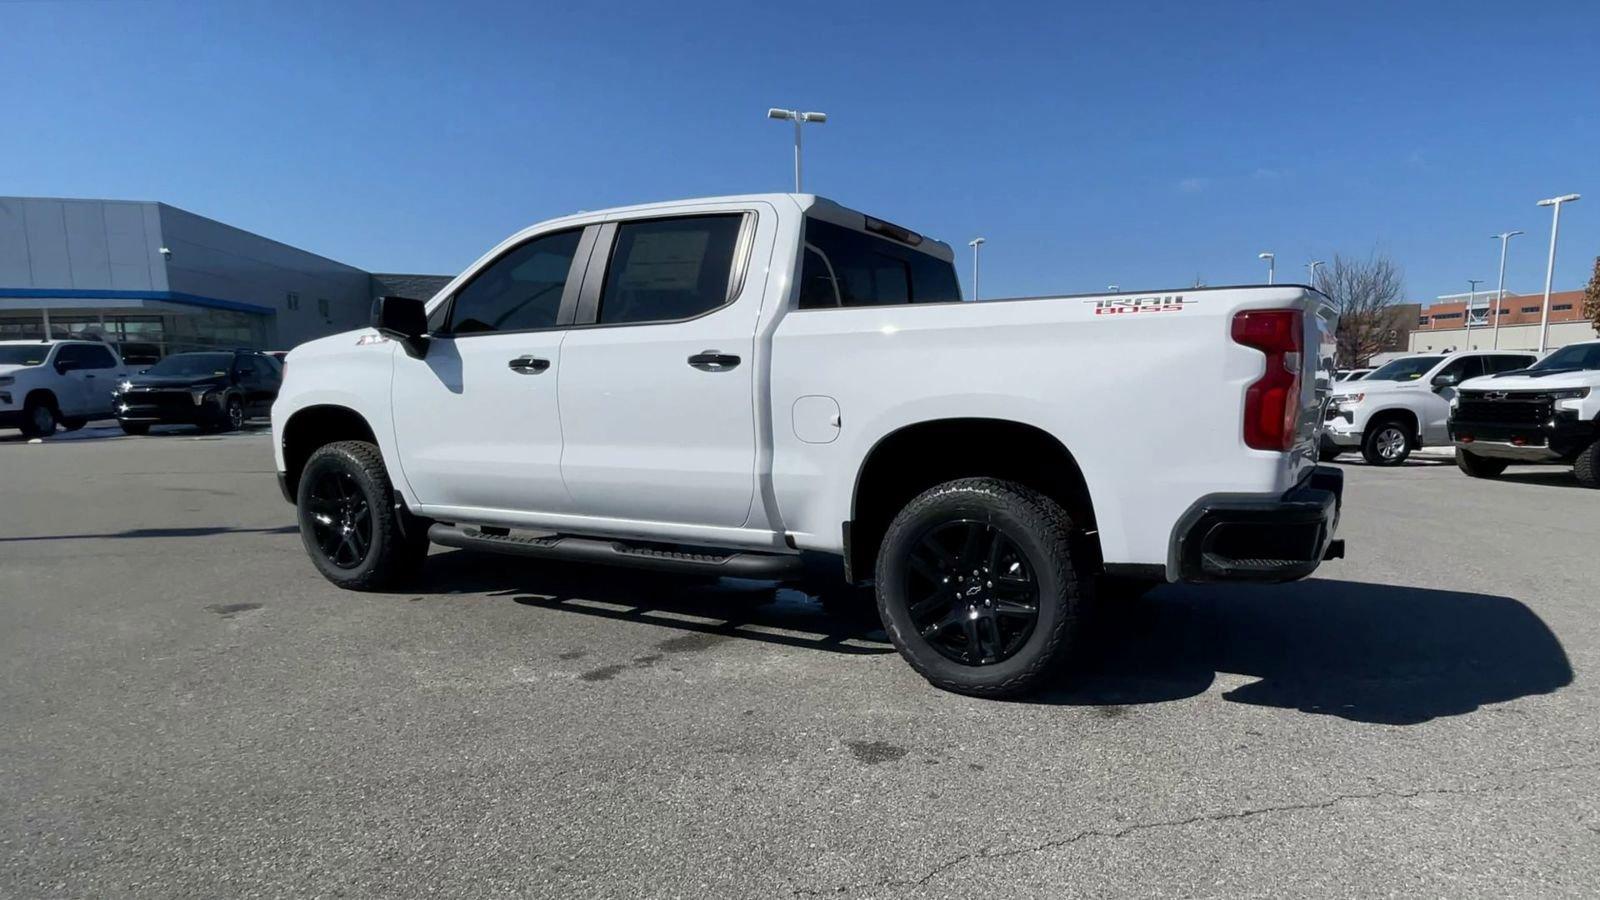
1322 350 1536 466
0 339 131 437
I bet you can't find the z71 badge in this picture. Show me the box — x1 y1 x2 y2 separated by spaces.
1087 295 1190 316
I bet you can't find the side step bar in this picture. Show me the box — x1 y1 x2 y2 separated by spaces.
427 524 805 579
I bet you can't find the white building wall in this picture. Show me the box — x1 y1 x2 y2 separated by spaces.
1408 321 1596 353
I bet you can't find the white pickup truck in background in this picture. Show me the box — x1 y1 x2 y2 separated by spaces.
1451 339 1600 487
272 193 1344 697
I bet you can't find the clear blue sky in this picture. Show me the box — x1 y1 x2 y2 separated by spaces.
4 0 1596 303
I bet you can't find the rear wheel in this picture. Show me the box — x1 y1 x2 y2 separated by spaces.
296 441 430 590
1361 421 1413 466
1574 441 1600 489
875 477 1083 698
19 398 57 438
1318 446 1343 462
60 418 86 432
1456 449 1508 479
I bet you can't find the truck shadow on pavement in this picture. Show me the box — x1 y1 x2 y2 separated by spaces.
1049 578 1573 725
416 549 896 656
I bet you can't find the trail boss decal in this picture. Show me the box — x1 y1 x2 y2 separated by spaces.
1087 295 1190 316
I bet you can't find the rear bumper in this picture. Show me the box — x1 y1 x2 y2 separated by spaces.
1168 466 1343 583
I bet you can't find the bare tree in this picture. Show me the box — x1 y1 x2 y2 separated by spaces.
1312 252 1406 367
1582 255 1600 336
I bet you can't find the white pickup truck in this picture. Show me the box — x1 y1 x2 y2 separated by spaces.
1450 339 1600 487
271 193 1344 696
0 338 131 437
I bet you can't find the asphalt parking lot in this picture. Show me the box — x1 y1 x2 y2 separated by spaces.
2 430 1597 898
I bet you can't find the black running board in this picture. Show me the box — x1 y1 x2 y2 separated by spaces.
427 524 805 578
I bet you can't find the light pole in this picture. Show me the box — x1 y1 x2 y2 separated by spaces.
1535 193 1580 353
1258 252 1275 284
1490 230 1524 350
766 108 827 192
1467 279 1483 344
968 237 985 301
1306 260 1325 288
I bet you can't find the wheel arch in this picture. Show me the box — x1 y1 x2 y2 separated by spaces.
846 417 1098 584
281 404 379 500
1367 406 1420 440
24 388 59 410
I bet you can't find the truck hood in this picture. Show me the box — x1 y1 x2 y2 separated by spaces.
0 364 37 378
1329 379 1429 399
1459 370 1600 392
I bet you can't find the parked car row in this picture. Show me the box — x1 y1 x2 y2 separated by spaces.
1320 341 1600 487
0 338 281 438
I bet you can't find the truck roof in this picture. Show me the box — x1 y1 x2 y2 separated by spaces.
564 193 957 263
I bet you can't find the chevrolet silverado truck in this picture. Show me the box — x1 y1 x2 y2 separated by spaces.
1322 350 1535 465
1450 339 1600 487
271 194 1344 696
0 338 130 437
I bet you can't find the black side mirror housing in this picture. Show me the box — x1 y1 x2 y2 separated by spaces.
371 296 429 356
1431 373 1458 390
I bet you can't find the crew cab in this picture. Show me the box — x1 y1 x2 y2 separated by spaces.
113 349 283 435
271 194 1345 697
1322 350 1535 465
0 339 130 437
1450 339 1600 487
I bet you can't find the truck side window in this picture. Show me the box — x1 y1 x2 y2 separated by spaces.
798 245 842 309
597 215 743 325
1438 356 1485 383
447 229 583 335
802 217 961 307
1486 355 1533 373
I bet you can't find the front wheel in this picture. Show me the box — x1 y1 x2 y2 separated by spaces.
1574 440 1600 489
1456 449 1508 479
119 422 150 436
19 399 57 438
1361 421 1413 466
875 477 1083 698
296 441 430 590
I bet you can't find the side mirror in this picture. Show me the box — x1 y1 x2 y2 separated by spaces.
54 359 74 374
371 296 429 356
1431 373 1459 390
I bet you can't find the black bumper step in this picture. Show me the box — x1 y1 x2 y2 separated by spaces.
427 525 804 578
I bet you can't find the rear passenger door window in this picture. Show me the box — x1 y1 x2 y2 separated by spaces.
1486 355 1534 374
800 217 961 307
446 229 584 335
596 215 744 325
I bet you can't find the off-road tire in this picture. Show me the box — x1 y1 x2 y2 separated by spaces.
1361 420 1413 466
1456 449 1508 479
19 397 57 438
875 477 1082 698
118 422 150 436
296 440 430 590
1574 440 1600 489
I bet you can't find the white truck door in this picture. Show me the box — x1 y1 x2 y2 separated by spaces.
391 226 596 514
1425 355 1486 442
557 209 770 528
50 345 93 416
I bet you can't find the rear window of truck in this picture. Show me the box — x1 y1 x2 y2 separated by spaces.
798 217 961 309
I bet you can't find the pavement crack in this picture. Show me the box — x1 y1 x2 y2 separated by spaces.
798 760 1600 897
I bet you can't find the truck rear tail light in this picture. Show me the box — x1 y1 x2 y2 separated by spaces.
1232 309 1304 451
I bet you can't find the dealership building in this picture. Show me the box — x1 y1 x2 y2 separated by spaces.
0 196 449 357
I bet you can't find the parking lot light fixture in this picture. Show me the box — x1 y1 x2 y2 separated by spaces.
1258 252 1275 284
1306 260 1324 287
1535 194 1580 353
767 108 827 192
967 237 986 301
1490 230 1524 350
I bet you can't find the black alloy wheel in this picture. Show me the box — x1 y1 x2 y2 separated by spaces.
305 468 374 570
902 518 1041 666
